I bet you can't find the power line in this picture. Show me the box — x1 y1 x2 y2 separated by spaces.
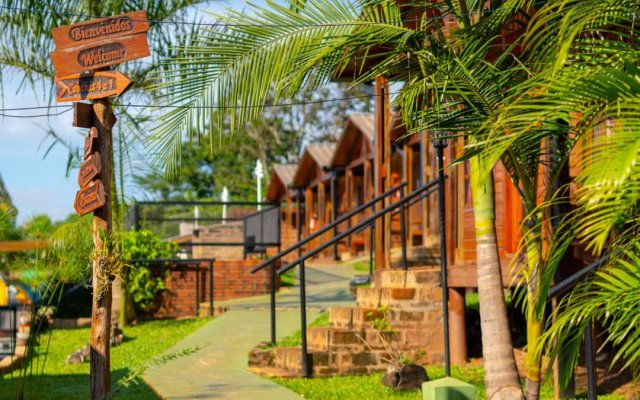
0 91 395 117
0 5 499 28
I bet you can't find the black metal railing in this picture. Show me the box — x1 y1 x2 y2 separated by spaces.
548 256 609 400
254 178 443 377
126 200 282 258
251 182 408 274
250 182 409 349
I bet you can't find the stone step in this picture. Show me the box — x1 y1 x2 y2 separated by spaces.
272 345 389 377
307 326 365 351
376 268 441 289
329 306 381 330
356 286 443 310
389 246 440 269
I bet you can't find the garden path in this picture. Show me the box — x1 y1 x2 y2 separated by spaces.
143 264 359 399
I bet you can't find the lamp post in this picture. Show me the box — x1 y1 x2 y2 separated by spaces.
194 205 200 237
254 160 264 211
431 132 451 377
221 186 229 224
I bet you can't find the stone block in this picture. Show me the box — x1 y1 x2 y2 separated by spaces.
422 377 477 400
351 352 377 366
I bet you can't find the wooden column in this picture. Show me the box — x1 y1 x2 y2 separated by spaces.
305 188 313 247
449 287 467 364
346 167 353 253
404 143 412 243
374 76 391 269
90 98 115 399
363 161 371 255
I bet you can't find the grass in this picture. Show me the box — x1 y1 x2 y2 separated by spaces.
276 312 329 347
352 261 373 273
0 317 210 399
280 270 296 287
273 364 626 400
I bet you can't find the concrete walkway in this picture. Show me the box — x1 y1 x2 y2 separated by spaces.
144 264 358 399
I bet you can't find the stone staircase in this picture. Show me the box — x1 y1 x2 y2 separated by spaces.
269 265 446 377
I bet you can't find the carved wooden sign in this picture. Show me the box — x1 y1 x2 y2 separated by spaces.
55 71 132 103
51 34 150 76
74 180 106 216
84 127 99 160
51 11 149 49
78 153 102 188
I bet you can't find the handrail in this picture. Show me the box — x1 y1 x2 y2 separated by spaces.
251 182 408 273
277 178 440 275
546 255 608 400
548 255 609 299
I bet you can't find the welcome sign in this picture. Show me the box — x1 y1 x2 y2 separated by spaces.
50 11 150 76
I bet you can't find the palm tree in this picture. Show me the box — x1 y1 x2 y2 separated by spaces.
481 0 640 392
149 0 540 397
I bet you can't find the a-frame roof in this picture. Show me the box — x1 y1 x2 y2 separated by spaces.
292 143 336 187
331 113 374 167
266 164 298 201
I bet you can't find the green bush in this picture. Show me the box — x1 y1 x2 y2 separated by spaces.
122 230 180 314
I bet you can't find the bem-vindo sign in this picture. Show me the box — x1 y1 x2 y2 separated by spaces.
51 11 149 49
50 11 149 76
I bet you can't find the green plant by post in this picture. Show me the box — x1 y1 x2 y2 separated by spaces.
365 306 424 369
122 230 180 315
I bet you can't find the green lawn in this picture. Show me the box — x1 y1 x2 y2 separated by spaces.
0 318 209 399
273 364 625 400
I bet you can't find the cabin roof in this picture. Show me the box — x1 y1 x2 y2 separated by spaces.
266 164 298 201
292 143 337 187
331 113 374 167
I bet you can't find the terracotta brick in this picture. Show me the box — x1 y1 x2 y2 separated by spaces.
389 288 416 300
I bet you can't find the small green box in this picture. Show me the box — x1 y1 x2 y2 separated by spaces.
422 377 477 400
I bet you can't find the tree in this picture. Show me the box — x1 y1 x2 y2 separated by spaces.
481 0 640 390
149 0 536 397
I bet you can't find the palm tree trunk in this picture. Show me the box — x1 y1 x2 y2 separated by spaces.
522 219 544 400
470 159 524 400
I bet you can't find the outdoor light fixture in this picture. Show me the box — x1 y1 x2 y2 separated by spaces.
430 132 450 149
0 305 17 356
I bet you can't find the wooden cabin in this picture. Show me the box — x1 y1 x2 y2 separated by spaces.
290 143 340 257
330 113 375 257
265 164 301 261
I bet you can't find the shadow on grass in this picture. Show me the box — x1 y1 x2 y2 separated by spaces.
0 368 160 400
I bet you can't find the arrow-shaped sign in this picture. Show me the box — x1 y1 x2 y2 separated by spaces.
78 152 102 188
55 71 132 103
74 180 106 216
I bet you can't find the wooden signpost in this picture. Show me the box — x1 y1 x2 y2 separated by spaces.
55 71 132 103
51 11 150 400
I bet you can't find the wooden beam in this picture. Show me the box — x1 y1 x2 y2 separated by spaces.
374 76 391 269
0 241 46 252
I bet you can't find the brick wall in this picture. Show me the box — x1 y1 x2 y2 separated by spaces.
151 259 279 318
192 222 244 260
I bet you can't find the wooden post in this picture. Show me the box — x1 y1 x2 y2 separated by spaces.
374 76 391 269
449 287 467 364
90 98 115 400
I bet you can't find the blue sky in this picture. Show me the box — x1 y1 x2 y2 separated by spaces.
0 1 259 224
